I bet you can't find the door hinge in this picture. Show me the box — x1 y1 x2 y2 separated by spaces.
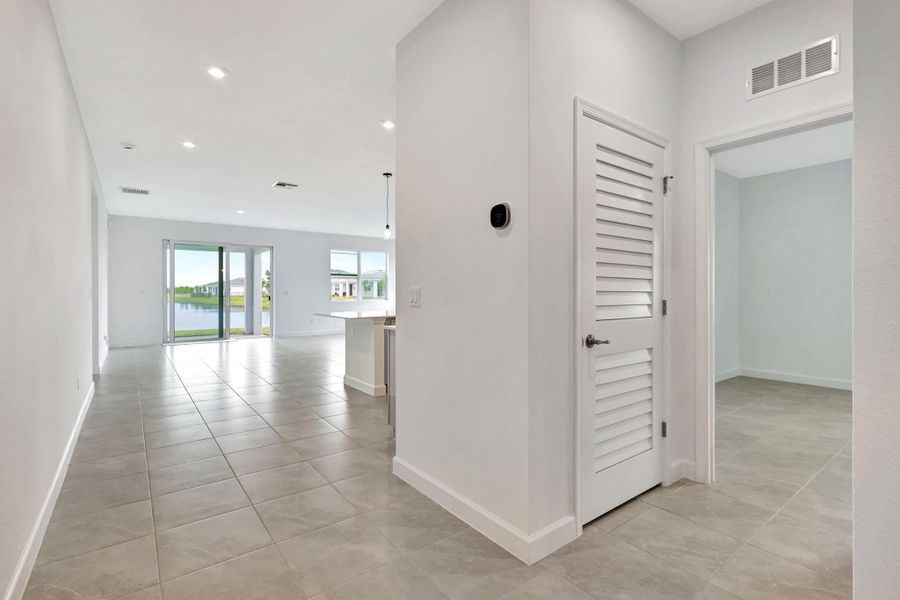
661 421 668 438
662 299 668 316
663 175 674 195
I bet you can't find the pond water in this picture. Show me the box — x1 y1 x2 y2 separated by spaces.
175 302 271 333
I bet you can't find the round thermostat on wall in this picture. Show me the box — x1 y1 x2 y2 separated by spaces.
490 203 511 229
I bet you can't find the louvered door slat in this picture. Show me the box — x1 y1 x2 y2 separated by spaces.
596 162 655 191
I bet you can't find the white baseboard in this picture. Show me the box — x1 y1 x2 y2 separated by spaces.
393 457 577 565
343 375 386 397
110 339 160 349
275 329 343 339
666 458 698 485
738 367 851 391
4 382 95 600
715 368 742 382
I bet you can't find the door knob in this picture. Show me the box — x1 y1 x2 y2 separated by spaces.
585 334 610 348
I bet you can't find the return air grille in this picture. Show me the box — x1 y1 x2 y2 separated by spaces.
751 62 775 94
777 52 802 85
119 186 150 195
271 181 299 189
747 35 839 99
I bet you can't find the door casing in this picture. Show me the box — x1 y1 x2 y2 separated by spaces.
694 102 853 484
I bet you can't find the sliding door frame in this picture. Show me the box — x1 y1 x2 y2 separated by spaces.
162 239 276 343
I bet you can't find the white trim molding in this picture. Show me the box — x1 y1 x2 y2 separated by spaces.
393 457 578 565
737 368 851 391
343 375 386 397
694 102 853 484
4 382 95 600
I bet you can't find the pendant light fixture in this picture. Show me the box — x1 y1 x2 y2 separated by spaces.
382 172 393 239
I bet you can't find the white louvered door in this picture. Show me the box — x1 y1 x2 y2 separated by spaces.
577 106 665 525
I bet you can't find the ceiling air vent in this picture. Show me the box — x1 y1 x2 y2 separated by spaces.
119 186 150 195
271 181 299 190
747 35 839 100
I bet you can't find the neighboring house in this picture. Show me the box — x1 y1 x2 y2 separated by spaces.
331 269 357 298
192 277 245 297
330 269 386 299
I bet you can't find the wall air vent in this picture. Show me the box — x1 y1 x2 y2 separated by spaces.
119 186 150 195
271 181 299 190
747 35 839 100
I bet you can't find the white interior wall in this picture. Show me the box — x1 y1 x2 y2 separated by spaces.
853 0 900 596
714 171 742 380
526 0 681 535
0 0 98 596
395 0 533 540
108 216 395 346
676 0 853 475
739 160 852 388
396 0 680 561
91 186 110 374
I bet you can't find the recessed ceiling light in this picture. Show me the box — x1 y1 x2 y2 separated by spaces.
120 142 136 150
182 140 196 149
207 66 229 79
380 120 396 130
235 209 245 214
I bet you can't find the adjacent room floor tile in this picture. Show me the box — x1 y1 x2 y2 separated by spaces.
308 447 390 482
152 478 249 531
709 544 851 600
238 461 328 503
255 484 358 541
161 545 301 600
541 534 705 600
25 536 158 600
51 472 150 521
149 455 234 496
411 528 543 600
156 507 273 580
312 557 450 600
290 431 360 460
225 443 304 476
611 506 743 579
37 500 153 566
278 515 404 597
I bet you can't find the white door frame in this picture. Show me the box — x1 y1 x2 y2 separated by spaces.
573 97 673 530
692 102 853 483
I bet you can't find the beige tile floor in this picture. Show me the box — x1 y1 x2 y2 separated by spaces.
26 339 852 600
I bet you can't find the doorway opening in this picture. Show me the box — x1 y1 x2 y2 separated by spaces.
707 117 852 587
163 240 273 342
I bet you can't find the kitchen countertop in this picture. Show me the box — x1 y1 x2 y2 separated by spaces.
314 311 395 320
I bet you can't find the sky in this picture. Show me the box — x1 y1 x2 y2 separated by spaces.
173 246 270 287
331 250 387 275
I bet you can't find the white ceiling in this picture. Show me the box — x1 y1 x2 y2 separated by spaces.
49 0 444 237
715 120 852 179
627 0 777 40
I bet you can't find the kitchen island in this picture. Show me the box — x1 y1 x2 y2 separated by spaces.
314 311 395 396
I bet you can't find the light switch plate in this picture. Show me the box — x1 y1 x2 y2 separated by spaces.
409 286 421 307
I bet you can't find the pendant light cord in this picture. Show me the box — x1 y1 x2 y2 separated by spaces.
383 172 393 235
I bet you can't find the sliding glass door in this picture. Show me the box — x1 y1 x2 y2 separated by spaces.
163 241 274 343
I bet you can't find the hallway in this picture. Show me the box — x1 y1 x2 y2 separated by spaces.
26 342 851 600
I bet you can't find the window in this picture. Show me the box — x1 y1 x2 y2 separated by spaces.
360 252 387 300
330 250 358 300
330 250 388 301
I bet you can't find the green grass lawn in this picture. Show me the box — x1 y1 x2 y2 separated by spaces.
175 294 271 310
175 326 271 338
